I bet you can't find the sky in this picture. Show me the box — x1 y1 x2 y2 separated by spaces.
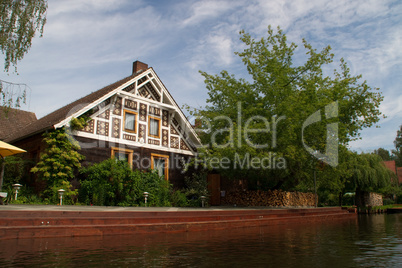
1 0 401 153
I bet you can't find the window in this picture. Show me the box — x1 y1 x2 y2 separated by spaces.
148 116 160 138
151 153 169 180
111 147 133 167
124 110 137 133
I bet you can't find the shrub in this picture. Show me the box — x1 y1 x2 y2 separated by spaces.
170 190 188 207
79 159 172 207
183 171 209 207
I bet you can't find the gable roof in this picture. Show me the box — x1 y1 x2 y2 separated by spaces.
0 107 37 141
6 74 137 143
6 62 201 149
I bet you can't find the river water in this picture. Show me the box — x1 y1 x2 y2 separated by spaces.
0 214 401 267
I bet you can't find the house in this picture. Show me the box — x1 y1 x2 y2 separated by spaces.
6 61 201 188
383 160 402 185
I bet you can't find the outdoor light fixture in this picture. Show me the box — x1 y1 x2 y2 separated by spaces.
201 196 206 208
143 192 149 206
12 183 22 200
58 189 65 206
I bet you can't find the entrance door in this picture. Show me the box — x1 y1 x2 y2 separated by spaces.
207 174 221 206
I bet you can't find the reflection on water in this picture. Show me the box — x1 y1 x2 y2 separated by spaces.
0 214 401 267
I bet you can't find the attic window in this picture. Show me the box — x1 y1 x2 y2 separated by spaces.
148 116 160 138
124 110 137 133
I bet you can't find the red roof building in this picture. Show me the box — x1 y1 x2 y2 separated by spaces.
383 160 401 185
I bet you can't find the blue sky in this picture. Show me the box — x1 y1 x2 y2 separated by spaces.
1 0 402 153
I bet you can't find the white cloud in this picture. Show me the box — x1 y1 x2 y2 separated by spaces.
380 95 402 123
1 0 401 153
182 0 241 26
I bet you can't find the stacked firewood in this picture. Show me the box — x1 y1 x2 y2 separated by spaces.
221 190 315 207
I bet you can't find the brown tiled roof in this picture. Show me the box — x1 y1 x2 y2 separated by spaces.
0 107 37 141
6 73 139 143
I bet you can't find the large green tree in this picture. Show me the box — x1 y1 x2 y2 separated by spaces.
374 147 394 161
392 125 402 167
0 0 47 72
193 26 384 190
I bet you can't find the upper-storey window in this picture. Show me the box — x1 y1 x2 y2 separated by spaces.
124 110 137 133
148 116 160 138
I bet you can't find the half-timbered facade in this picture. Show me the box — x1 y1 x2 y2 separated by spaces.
7 61 201 187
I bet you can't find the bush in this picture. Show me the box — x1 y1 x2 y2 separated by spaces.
79 159 172 206
5 184 45 205
183 171 209 207
383 198 395 206
170 190 188 207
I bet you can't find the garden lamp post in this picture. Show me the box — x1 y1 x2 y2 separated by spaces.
143 192 149 207
12 183 22 200
58 189 65 206
200 196 206 208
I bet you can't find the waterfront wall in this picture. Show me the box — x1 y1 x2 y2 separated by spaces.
221 190 315 207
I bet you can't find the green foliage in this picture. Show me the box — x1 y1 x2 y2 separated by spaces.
383 198 395 206
1 156 26 185
183 171 209 207
45 180 78 205
79 159 210 207
350 153 392 192
170 190 189 207
193 26 383 190
79 158 137 206
0 0 47 72
79 158 172 207
31 128 84 185
69 116 89 131
2 183 44 204
30 128 84 204
341 193 355 206
392 125 402 167
373 148 394 161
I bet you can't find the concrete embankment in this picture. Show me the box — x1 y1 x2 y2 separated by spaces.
0 205 356 240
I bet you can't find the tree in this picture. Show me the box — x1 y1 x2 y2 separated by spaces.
192 26 384 190
0 0 47 109
31 128 84 203
374 147 394 161
393 125 402 166
350 153 393 206
0 0 47 72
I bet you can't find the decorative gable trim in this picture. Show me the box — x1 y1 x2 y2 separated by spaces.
51 64 200 156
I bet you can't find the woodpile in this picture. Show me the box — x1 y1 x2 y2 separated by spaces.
221 190 315 207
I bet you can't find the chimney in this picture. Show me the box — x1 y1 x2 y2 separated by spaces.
132 61 148 74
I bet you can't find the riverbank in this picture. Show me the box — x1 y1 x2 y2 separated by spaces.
0 205 356 240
